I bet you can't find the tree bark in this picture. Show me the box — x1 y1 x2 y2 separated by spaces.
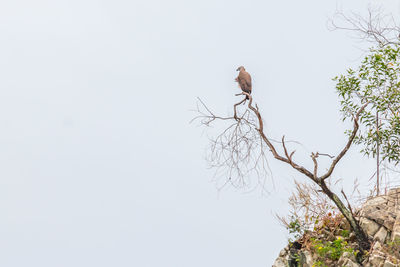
319 181 370 251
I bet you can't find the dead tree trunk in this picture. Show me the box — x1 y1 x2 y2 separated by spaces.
319 181 370 251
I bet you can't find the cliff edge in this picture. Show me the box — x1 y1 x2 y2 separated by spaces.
273 188 400 267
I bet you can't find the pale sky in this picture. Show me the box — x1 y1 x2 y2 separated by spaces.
0 1 399 266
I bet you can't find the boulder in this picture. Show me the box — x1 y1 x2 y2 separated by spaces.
363 196 388 209
374 226 388 243
338 251 359 267
383 259 398 267
360 217 381 237
368 253 386 267
272 257 287 267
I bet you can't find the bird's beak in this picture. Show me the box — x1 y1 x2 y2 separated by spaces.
236 68 240 71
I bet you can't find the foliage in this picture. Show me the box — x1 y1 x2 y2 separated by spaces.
312 261 326 267
339 229 350 238
282 203 361 267
277 181 338 242
311 236 354 261
287 216 304 241
335 44 400 164
386 236 400 259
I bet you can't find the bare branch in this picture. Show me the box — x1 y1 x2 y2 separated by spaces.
341 189 355 218
234 97 247 121
329 7 400 46
192 95 270 190
320 102 370 180
242 92 317 181
311 153 319 180
317 153 334 159
194 93 371 250
282 136 296 166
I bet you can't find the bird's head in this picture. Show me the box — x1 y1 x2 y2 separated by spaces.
236 66 245 71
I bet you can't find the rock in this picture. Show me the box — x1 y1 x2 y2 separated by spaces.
387 200 396 208
337 251 360 267
360 217 381 237
278 246 288 257
338 256 346 266
387 190 400 209
271 187 400 266
383 259 398 267
373 241 384 251
364 196 388 208
367 210 390 224
345 259 361 267
364 209 397 230
388 188 400 196
360 195 396 231
368 242 387 267
392 203 400 242
368 253 386 267
343 251 357 262
273 246 289 267
375 226 388 243
302 250 313 267
272 257 287 267
392 228 400 242
349 232 356 242
338 252 355 266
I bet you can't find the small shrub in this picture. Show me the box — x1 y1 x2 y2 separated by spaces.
312 261 327 267
287 216 305 242
339 229 350 238
386 236 400 258
312 236 354 262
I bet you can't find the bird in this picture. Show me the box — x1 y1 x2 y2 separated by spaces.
235 66 252 99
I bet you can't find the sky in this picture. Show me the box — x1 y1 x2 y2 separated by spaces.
0 0 400 266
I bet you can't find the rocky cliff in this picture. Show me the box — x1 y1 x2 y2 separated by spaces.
273 188 400 267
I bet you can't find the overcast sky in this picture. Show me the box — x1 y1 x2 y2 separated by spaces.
0 0 400 266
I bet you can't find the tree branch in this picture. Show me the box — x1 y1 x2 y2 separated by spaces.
320 102 369 180
329 7 400 46
238 92 317 181
194 93 371 251
311 153 319 180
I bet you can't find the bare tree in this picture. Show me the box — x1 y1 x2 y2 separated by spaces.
328 6 400 46
193 93 371 252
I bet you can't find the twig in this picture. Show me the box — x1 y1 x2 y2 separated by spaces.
341 189 355 218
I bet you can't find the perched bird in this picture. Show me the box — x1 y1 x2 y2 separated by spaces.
235 66 252 99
